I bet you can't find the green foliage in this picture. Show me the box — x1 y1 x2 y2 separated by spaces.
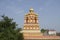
41 29 46 33
0 15 24 40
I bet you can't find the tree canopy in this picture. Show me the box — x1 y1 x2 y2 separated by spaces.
41 29 46 33
0 15 24 40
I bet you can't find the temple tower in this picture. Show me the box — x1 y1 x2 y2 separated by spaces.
22 8 43 40
24 8 39 30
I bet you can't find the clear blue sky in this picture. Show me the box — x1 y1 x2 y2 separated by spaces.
0 0 60 32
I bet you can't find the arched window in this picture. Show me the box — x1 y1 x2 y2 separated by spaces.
26 17 28 23
35 17 37 23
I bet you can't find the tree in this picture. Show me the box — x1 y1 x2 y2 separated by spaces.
0 15 24 40
16 28 24 40
41 29 46 33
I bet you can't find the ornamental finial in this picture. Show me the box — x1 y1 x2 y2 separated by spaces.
29 8 34 12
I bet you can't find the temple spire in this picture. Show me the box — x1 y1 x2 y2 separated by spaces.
29 8 34 12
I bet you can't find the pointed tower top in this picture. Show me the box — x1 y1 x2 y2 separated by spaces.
29 8 34 12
